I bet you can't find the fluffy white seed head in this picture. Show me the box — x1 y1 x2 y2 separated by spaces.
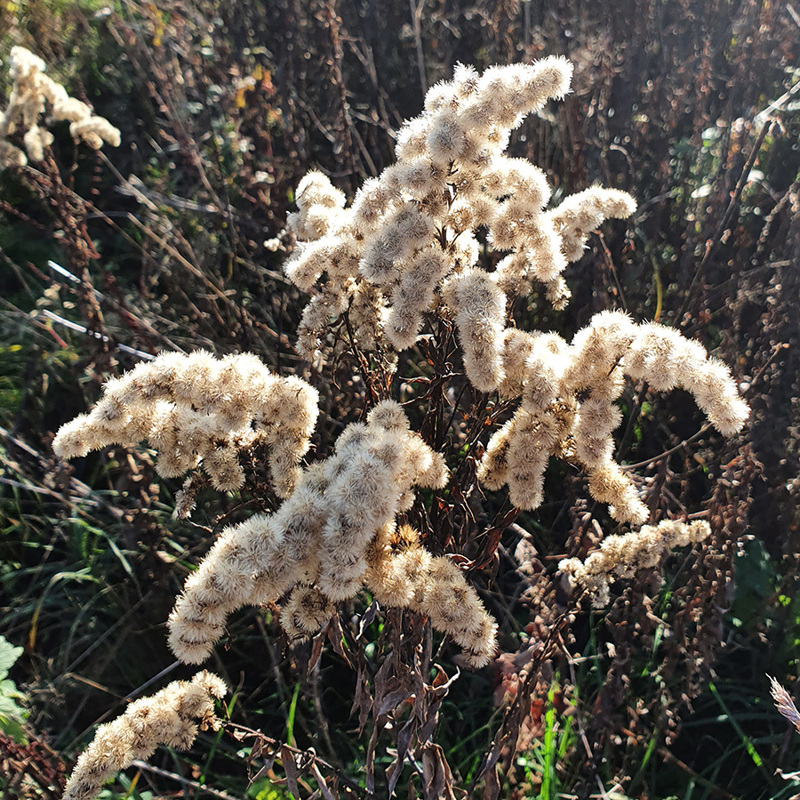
63 672 226 800
560 519 711 606
167 403 449 663
53 352 319 500
1 47 120 165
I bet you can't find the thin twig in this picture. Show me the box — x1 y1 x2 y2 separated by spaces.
409 0 428 95
678 121 774 324
130 760 243 800
621 425 711 471
226 722 370 796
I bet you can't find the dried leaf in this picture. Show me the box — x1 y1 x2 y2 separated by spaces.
281 744 301 799
387 716 416 797
307 625 328 675
311 762 337 800
421 744 455 800
357 600 380 640
327 615 352 666
365 717 385 795
377 688 413 718
481 763 500 800
352 664 373 732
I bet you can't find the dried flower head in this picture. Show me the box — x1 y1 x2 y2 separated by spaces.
559 519 711 606
769 676 800 735
365 534 498 667
479 313 749 523
63 671 226 800
53 351 319 500
1 46 120 168
281 58 636 369
167 401 453 664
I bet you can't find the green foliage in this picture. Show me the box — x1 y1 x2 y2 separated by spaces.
731 537 777 634
516 680 576 798
249 777 291 800
0 634 27 742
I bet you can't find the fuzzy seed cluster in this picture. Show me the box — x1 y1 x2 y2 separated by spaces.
1 46 120 168
166 401 487 664
558 519 711 607
365 524 498 667
53 351 319 499
282 58 637 379
63 671 226 800
478 312 749 523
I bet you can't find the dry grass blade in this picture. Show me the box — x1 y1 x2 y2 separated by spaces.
769 676 800 734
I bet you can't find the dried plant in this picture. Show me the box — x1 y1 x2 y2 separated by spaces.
53 351 319 500
770 676 800 736
63 672 226 800
43 54 755 799
0 46 119 167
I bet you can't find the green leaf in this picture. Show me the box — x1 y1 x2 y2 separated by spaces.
0 715 26 742
0 694 24 717
0 635 23 681
0 679 24 700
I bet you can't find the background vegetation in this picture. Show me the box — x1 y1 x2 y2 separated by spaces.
1 1 799 798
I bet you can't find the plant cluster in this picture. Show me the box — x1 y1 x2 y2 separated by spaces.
0 46 119 167
41 53 757 798
53 351 320 503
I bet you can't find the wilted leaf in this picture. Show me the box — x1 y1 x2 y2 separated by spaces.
421 744 455 800
280 745 301 799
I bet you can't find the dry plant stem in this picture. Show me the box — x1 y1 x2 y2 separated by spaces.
620 424 711 470
128 761 241 800
1 48 120 348
472 602 575 795
39 159 107 341
678 120 774 324
228 722 369 797
319 0 359 177
409 0 428 95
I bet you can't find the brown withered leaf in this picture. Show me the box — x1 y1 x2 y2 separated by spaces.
365 716 385 795
310 762 337 800
327 615 352 666
280 744 301 799
307 625 328 675
481 763 500 800
421 744 456 800
352 664 373 732
377 688 413 718
356 600 380 640
418 696 443 743
373 651 394 701
387 716 416 797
